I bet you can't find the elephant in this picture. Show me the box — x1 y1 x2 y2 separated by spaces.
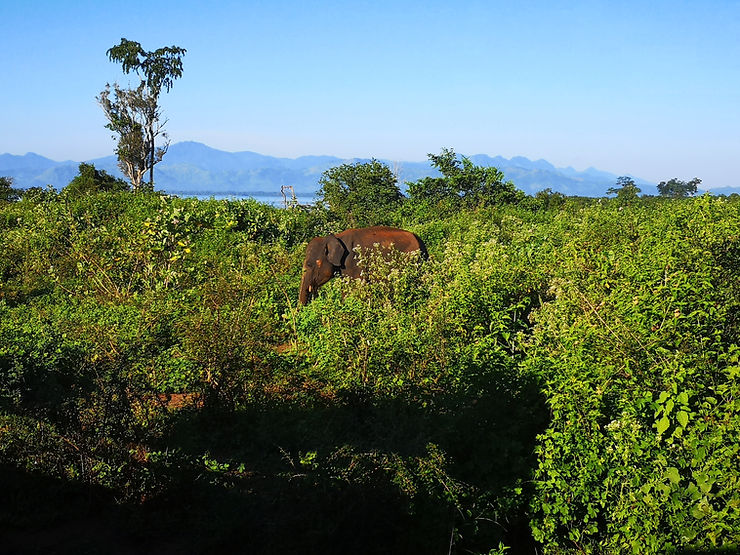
299 226 427 305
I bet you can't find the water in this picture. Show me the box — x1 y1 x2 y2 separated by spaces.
172 192 286 206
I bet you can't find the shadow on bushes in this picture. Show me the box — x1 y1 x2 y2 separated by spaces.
1 372 547 554
152 373 548 554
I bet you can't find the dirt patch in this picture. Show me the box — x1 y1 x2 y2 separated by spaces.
159 392 202 410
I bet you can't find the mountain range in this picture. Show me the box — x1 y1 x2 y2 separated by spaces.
0 141 674 202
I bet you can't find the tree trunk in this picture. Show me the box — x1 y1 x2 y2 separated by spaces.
149 141 155 189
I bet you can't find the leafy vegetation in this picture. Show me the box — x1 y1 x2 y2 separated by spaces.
317 158 403 227
1 159 739 553
62 163 130 197
658 177 701 198
606 175 642 204
406 147 524 215
0 176 22 203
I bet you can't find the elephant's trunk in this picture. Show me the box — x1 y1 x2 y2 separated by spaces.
298 270 310 306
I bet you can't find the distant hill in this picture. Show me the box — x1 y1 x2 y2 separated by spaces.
0 141 667 201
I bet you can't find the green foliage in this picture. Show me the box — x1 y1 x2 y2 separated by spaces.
107 38 186 95
528 195 740 552
606 175 642 202
62 163 130 197
406 148 524 215
316 159 403 227
532 187 567 211
658 177 701 197
0 176 22 202
0 302 82 412
21 184 57 203
2 187 739 553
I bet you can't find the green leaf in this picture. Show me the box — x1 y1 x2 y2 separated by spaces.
695 472 712 494
657 415 671 435
665 467 680 485
686 482 702 501
676 410 689 428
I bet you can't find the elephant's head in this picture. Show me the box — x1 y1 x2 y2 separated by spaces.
298 234 347 305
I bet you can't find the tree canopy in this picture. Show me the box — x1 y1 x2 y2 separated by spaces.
407 148 522 209
0 176 22 202
63 163 130 197
107 38 186 96
658 177 701 198
607 175 641 203
317 159 403 227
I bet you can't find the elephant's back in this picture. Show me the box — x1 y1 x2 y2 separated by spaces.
334 227 426 259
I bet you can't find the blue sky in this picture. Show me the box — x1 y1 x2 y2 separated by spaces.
2 0 739 188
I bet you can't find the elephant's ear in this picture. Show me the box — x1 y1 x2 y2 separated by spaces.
326 235 345 267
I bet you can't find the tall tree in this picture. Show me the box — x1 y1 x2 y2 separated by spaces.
99 38 186 191
98 82 163 192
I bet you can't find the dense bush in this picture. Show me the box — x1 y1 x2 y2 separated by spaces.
1 189 738 553
405 148 525 218
528 196 740 552
317 159 403 228
62 163 130 197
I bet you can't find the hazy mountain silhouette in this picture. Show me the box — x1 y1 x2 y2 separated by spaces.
0 141 685 201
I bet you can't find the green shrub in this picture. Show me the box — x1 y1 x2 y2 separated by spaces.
2 190 739 553
528 196 740 552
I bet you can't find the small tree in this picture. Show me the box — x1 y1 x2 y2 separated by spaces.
657 177 701 198
99 38 186 191
63 163 130 197
607 176 641 203
0 176 22 202
317 159 403 227
407 148 521 209
534 188 567 211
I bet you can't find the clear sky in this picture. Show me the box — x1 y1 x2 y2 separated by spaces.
1 0 739 188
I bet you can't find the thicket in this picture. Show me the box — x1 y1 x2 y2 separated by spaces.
1 177 739 553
